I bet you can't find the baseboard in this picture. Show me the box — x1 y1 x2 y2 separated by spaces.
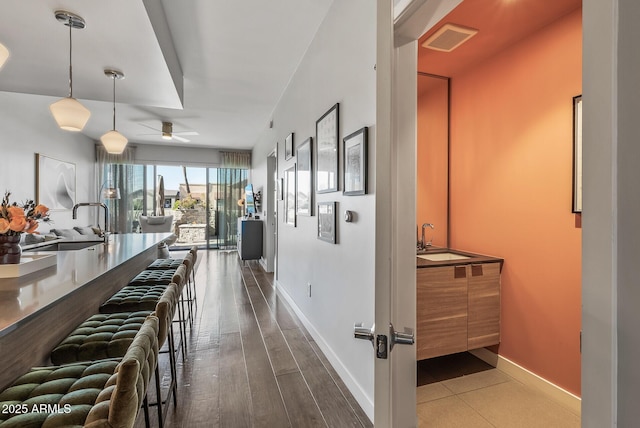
259 257 267 271
469 348 581 416
275 280 374 422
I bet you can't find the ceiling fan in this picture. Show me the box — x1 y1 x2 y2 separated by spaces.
138 121 198 143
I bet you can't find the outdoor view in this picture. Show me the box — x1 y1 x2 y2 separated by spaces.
104 163 248 250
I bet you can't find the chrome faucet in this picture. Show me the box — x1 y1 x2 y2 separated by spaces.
421 223 435 249
72 202 109 241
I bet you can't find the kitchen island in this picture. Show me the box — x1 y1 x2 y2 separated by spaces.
0 232 171 389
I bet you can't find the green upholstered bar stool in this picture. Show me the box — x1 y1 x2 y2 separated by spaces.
147 253 196 327
0 315 159 428
100 265 188 361
50 285 180 427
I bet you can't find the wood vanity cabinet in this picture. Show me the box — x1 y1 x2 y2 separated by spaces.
417 262 501 360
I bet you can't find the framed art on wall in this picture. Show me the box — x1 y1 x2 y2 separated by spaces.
296 137 313 216
315 103 339 193
284 165 296 226
343 127 368 196
285 132 294 160
36 153 76 210
317 201 336 243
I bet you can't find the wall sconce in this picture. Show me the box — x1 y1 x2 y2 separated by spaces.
49 10 91 132
100 69 128 154
0 42 9 70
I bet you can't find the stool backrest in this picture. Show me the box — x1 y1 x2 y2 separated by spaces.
172 264 187 289
139 215 174 233
155 283 180 348
85 315 159 428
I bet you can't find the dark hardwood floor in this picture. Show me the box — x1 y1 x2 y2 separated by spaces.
138 250 372 428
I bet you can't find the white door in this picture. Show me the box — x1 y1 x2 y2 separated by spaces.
373 1 464 426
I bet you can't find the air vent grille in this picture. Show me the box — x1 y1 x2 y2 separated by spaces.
422 23 478 52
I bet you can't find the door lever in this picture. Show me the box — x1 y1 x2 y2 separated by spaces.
354 322 375 348
389 323 415 351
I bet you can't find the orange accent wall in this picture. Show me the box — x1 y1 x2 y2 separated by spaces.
449 9 582 395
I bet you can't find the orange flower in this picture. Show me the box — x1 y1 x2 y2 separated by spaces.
34 204 49 217
0 218 9 234
26 219 39 234
7 205 24 220
9 216 27 232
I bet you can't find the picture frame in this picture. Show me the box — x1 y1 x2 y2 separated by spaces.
317 201 336 243
285 132 294 160
296 137 313 216
316 103 339 193
36 153 76 211
284 165 296 226
572 95 582 213
343 127 368 196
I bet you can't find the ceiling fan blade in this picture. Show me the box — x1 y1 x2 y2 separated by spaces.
138 122 162 132
172 131 199 136
173 135 191 143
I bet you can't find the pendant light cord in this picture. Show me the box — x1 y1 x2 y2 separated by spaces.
112 74 117 130
68 17 73 98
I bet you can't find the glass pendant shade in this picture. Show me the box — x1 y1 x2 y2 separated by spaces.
49 97 91 131
100 186 121 199
0 43 9 69
101 130 128 154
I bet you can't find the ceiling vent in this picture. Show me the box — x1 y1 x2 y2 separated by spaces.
422 23 478 52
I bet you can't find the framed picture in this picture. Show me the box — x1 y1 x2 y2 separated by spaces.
36 153 76 211
285 132 294 160
572 95 582 213
296 137 313 216
284 165 296 226
278 177 284 201
343 127 368 196
316 103 339 193
317 201 336 244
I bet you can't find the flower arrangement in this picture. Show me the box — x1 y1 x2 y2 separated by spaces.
0 191 51 236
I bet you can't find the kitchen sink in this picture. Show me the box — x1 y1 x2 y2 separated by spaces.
23 241 103 252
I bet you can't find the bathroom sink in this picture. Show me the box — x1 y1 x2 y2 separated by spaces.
418 252 471 261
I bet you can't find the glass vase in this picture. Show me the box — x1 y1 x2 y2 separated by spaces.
0 235 22 264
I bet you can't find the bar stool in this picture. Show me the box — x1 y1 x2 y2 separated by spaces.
49 285 179 427
146 255 196 327
0 315 159 428
100 265 188 360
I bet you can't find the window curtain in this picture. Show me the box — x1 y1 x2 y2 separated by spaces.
95 145 138 233
220 151 251 169
216 168 248 248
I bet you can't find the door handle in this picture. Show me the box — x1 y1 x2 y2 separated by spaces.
390 323 415 351
354 322 375 347
355 322 414 359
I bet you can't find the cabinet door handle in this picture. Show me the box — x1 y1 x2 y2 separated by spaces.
471 264 483 277
454 265 466 278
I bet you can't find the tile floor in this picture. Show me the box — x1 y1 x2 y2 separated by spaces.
416 353 581 427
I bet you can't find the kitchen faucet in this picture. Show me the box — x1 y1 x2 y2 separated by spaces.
72 202 109 242
421 223 435 249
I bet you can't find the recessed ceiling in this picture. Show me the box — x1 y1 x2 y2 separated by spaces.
0 0 334 149
418 0 582 77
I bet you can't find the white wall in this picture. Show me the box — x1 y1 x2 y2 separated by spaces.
252 0 377 417
0 92 95 232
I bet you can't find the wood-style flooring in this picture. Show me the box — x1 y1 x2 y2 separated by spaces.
137 250 372 428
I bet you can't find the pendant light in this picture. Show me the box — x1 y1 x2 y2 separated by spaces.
0 42 9 70
49 10 91 132
100 69 128 154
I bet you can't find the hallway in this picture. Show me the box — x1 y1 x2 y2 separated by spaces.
141 250 371 427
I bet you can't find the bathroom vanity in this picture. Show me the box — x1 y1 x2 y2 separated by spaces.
416 249 503 360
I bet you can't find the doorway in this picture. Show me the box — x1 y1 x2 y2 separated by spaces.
407 0 583 425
